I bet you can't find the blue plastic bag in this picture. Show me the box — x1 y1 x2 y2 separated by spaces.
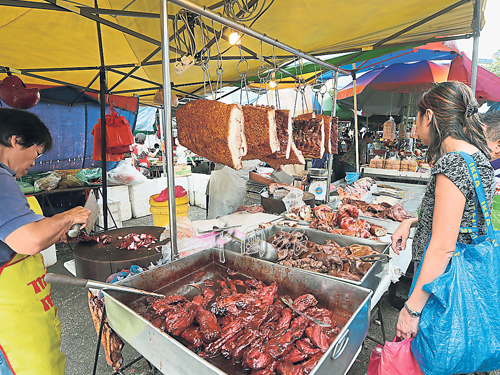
410 152 500 375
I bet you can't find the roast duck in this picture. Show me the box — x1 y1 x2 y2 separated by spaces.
138 273 343 374
267 230 379 282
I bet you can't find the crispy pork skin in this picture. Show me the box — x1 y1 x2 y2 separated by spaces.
242 105 279 160
176 99 247 170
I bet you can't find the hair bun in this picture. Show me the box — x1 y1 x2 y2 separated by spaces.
467 103 478 118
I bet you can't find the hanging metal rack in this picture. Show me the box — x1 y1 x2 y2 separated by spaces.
161 0 349 259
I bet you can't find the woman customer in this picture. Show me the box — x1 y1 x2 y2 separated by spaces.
391 81 494 354
0 108 90 374
132 132 159 178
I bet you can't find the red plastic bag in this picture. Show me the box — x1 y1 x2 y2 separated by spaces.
367 338 423 375
153 186 187 202
92 106 134 156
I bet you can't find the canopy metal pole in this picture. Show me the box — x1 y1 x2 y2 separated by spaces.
352 66 359 174
325 70 339 203
470 0 481 94
167 0 349 76
160 0 178 259
95 0 108 230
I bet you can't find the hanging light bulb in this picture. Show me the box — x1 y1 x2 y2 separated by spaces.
269 72 277 90
229 32 241 45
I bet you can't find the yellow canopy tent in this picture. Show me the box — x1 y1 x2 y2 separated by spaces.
0 0 486 105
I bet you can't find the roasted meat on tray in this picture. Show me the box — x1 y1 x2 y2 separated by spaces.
139 275 342 374
268 230 379 282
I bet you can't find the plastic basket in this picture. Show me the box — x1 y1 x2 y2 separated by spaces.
345 172 360 184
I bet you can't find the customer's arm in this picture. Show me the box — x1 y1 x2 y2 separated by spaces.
396 173 464 338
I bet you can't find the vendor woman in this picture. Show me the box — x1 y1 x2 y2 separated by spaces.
0 108 90 374
341 131 374 173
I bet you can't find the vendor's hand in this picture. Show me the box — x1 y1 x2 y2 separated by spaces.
396 305 420 339
65 206 91 230
391 219 412 255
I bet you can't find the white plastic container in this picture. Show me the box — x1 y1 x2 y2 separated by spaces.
41 244 57 267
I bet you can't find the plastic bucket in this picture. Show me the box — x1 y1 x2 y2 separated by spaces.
149 194 189 227
345 172 360 184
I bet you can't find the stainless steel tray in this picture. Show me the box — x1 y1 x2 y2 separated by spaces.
103 248 372 375
226 225 389 292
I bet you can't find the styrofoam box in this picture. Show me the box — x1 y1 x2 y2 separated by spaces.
97 198 122 228
194 192 207 209
106 185 132 221
191 173 211 194
131 198 151 218
41 244 57 267
128 179 159 202
188 176 195 206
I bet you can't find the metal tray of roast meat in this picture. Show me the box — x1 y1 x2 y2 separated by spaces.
226 225 390 292
103 248 372 375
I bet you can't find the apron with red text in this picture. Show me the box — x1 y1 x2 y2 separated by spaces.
0 253 65 375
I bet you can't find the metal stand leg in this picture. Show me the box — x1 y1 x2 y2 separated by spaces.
92 304 106 375
91 302 158 374
365 300 387 346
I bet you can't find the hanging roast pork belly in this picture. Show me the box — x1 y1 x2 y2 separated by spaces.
175 99 247 170
260 109 305 169
292 117 325 159
241 105 280 160
331 116 338 154
295 112 332 154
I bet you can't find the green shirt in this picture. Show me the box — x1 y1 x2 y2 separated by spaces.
341 139 367 167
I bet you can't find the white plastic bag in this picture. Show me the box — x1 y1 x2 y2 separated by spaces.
282 189 304 212
107 159 147 185
34 172 61 191
160 216 197 241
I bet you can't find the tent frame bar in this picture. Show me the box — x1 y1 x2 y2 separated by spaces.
166 0 350 76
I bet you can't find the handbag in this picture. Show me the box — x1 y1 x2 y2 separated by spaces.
367 337 423 375
410 151 500 375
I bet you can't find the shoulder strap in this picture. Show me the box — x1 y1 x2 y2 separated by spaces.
455 151 497 246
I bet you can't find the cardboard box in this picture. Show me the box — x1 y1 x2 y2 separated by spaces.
174 164 191 177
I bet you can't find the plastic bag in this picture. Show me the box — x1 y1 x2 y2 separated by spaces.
107 160 147 185
160 216 196 241
75 168 102 185
163 238 210 259
154 186 187 202
17 180 37 194
367 338 423 375
58 175 86 189
282 189 304 212
34 172 61 191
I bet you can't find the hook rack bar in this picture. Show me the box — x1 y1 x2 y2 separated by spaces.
167 0 349 76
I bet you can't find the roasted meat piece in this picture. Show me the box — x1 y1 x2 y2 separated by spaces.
292 117 325 159
196 307 221 342
176 99 247 170
293 294 318 312
242 105 280 160
164 302 199 336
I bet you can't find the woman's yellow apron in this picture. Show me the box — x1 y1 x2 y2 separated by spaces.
0 253 65 374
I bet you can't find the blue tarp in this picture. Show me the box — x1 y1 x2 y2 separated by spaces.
0 96 138 172
135 106 157 132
